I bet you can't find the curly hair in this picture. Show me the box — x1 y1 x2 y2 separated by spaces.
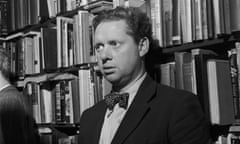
0 49 10 80
93 6 153 44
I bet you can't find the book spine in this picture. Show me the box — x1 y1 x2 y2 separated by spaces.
228 48 240 121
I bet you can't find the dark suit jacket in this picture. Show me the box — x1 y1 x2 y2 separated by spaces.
0 85 39 144
79 75 211 144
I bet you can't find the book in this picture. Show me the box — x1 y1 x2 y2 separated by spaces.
172 0 181 45
206 0 214 38
207 59 235 125
229 0 240 32
160 62 175 88
174 52 191 90
56 16 74 68
182 61 194 93
191 49 218 120
41 27 58 71
191 48 217 94
228 47 240 121
0 0 9 35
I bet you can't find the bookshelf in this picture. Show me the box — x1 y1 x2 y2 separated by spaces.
162 36 236 54
0 0 113 144
1 0 240 144
149 0 240 143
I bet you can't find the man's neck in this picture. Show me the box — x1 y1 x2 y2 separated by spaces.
113 66 146 92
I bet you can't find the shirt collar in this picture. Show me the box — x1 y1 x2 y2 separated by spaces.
0 84 10 92
119 72 147 108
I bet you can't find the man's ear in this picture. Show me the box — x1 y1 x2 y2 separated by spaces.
138 37 150 57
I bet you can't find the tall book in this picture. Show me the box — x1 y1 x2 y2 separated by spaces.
180 0 192 43
191 49 217 121
0 0 9 35
207 59 235 125
162 0 173 47
229 0 240 32
172 0 181 45
191 49 217 94
194 54 218 121
41 27 58 71
228 48 240 121
56 16 74 68
174 52 191 90
40 83 55 123
160 62 175 88
73 10 91 65
206 0 214 38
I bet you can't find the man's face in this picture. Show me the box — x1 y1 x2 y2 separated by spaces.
94 20 142 87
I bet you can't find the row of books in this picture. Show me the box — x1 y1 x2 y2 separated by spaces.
156 47 237 125
149 0 240 47
0 0 113 35
2 10 95 76
25 69 111 124
56 11 93 68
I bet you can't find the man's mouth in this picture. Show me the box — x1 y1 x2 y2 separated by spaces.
103 66 115 74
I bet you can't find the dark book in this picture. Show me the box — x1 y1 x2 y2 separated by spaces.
191 49 218 121
229 0 240 32
206 0 214 38
41 28 58 71
55 82 61 122
39 0 50 21
71 78 81 123
201 0 208 40
16 39 24 76
194 54 217 121
174 52 191 90
228 48 240 121
0 0 9 35
172 0 181 45
60 81 66 123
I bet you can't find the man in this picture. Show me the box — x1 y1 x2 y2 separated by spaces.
78 7 211 144
0 49 39 144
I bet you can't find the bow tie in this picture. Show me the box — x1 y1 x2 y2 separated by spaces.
104 92 129 110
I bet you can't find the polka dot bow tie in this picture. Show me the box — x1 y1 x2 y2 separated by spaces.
104 92 129 110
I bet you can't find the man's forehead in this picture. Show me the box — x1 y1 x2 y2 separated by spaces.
95 20 132 36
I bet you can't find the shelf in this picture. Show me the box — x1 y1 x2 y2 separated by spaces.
23 73 77 85
229 124 240 133
0 9 86 40
162 36 237 54
14 63 97 87
59 63 96 73
38 123 80 135
0 0 113 40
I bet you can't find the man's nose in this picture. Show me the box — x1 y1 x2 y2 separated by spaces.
100 45 112 63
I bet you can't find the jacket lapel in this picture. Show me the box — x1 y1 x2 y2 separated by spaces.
111 75 157 144
92 102 108 144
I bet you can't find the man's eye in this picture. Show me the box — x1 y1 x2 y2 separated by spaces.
109 41 119 47
95 44 104 51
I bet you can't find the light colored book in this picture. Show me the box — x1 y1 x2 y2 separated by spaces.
207 59 235 125
160 62 175 88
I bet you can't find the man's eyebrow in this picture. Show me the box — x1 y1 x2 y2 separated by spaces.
94 42 102 46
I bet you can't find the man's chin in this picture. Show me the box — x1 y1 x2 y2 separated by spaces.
104 74 119 84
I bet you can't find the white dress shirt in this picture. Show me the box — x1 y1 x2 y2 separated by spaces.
99 73 147 144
